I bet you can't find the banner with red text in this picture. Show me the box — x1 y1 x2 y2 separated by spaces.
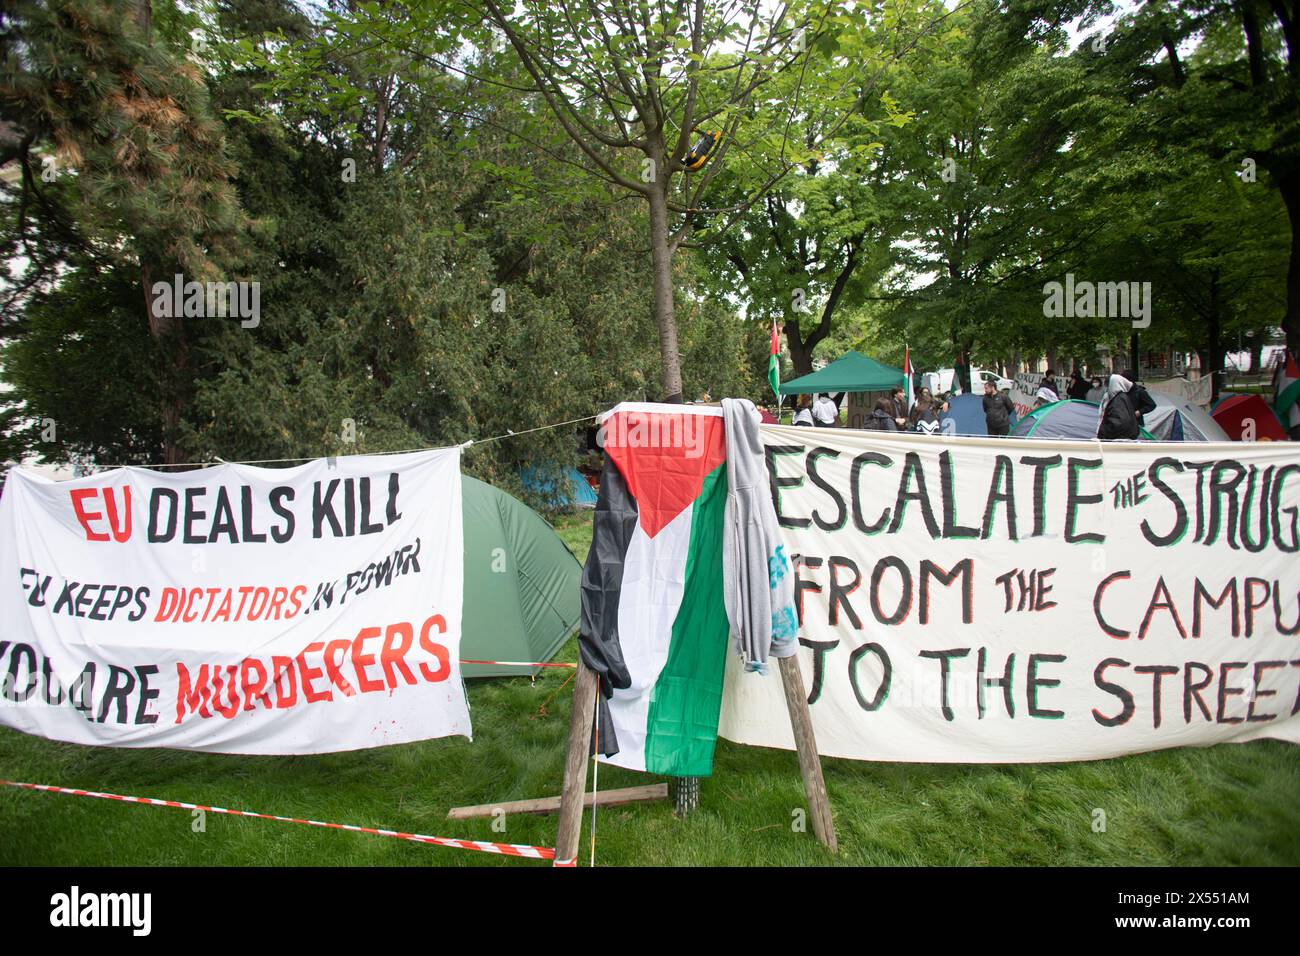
719 426 1300 762
0 450 469 754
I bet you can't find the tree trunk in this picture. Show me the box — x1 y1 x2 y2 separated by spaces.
648 182 684 403
1280 171 1300 357
786 325 815 378
132 0 151 34
141 263 190 465
132 0 187 465
1206 273 1224 403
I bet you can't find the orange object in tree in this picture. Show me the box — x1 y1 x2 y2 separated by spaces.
684 130 721 171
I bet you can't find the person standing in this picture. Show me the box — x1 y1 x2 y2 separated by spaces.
1097 374 1140 439
864 397 900 431
920 386 948 414
812 392 839 427
1038 369 1059 403
983 380 1015 436
909 396 941 435
1066 369 1090 400
792 395 814 427
1120 368 1156 425
889 386 908 429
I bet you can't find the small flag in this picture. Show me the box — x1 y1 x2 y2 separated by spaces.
1276 350 1300 433
903 344 914 410
768 320 781 402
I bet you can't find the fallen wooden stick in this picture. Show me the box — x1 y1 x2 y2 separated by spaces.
448 783 668 821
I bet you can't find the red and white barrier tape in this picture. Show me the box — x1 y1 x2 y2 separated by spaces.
0 780 555 860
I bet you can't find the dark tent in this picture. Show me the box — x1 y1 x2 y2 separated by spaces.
462 476 582 677
779 351 905 395
1010 400 1154 440
939 393 1009 436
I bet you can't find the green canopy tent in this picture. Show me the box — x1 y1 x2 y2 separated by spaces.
779 350 906 395
461 476 582 678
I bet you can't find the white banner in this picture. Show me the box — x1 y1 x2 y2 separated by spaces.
720 426 1300 762
0 450 470 754
1011 372 1065 420
1148 376 1213 408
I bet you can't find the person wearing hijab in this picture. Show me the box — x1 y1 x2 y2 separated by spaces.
1038 369 1060 402
1034 385 1058 408
1097 374 1140 439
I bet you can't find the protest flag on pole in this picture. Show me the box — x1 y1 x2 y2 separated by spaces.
768 320 781 407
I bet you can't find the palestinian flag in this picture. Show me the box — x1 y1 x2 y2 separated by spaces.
1276 350 1300 434
903 344 914 410
768 320 781 403
582 403 731 776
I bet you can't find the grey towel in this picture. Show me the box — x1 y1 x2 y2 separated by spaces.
721 398 799 672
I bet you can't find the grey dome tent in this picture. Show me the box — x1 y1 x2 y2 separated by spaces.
461 476 582 678
1144 390 1230 441
1010 399 1155 440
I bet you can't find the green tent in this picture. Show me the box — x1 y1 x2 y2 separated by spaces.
780 350 906 395
461 476 581 678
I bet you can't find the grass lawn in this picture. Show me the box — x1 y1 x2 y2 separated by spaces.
2 510 1298 867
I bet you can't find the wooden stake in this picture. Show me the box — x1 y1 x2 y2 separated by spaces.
554 658 600 866
448 784 667 820
778 655 837 853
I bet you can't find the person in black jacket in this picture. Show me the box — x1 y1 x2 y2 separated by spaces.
1098 374 1140 439
865 397 900 431
982 380 1015 436
1120 369 1156 425
1066 369 1091 400
889 386 908 429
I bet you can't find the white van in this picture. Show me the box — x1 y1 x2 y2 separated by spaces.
924 367 1012 395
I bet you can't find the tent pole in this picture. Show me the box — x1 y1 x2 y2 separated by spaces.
554 658 600 866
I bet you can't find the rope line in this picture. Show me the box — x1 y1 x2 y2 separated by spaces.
0 780 555 860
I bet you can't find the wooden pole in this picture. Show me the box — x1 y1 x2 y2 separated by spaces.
778 655 837 853
449 784 667 820
554 658 600 866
